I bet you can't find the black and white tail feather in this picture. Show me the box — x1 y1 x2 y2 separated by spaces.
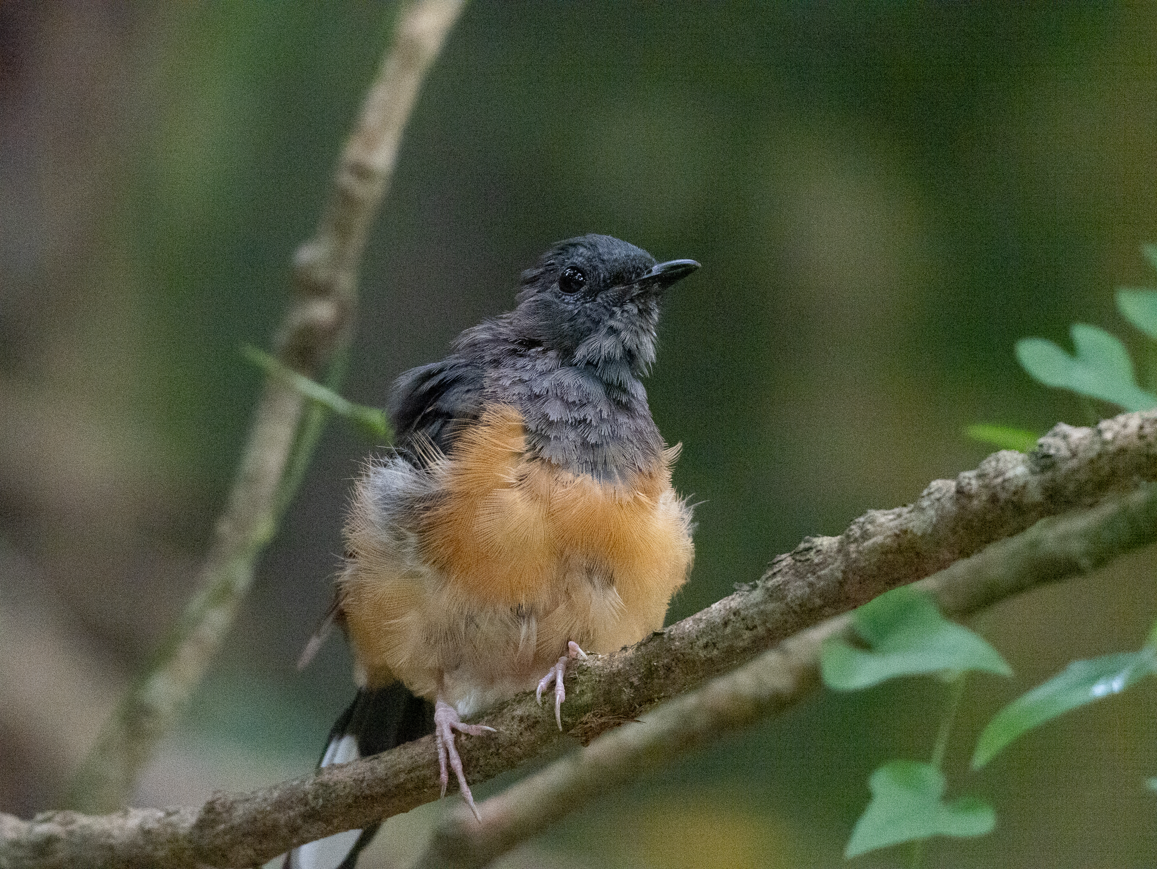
283 683 435 869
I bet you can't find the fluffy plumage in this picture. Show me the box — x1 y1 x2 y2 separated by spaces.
286 234 698 869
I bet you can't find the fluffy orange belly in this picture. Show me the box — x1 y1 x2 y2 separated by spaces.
340 405 693 713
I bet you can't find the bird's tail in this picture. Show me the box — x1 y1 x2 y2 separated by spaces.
283 683 435 869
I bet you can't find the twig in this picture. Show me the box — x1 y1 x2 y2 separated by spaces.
65 0 467 814
412 481 1157 869
3 409 1153 869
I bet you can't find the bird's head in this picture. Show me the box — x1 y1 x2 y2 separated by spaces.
511 234 698 384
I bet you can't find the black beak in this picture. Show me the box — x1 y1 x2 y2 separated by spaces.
639 258 700 288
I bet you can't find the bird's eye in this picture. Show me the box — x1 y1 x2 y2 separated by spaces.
559 266 587 294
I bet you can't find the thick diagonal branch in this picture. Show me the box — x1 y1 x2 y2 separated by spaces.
3 409 1152 869
195 410 1157 863
413 481 1157 869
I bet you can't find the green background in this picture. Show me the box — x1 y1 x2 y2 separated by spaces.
3 3 1156 866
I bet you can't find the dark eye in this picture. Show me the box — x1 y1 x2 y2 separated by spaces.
559 265 586 294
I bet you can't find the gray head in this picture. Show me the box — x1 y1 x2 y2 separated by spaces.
511 235 699 385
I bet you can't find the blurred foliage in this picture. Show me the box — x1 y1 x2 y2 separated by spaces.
1016 323 1156 412
845 760 994 859
968 256 1157 450
5 2 1157 866
822 587 1011 692
963 423 1039 453
242 346 391 445
822 587 1007 859
973 626 1157 772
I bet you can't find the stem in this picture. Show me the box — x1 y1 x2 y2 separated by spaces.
911 674 967 869
931 675 967 771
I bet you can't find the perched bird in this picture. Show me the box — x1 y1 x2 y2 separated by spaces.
287 234 697 869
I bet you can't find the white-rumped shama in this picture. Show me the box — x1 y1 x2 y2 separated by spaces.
286 234 697 869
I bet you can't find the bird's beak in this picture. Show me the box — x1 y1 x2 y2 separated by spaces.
639 258 700 288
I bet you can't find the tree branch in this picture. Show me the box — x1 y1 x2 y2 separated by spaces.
65 0 467 814
412 480 1157 869
3 409 1154 868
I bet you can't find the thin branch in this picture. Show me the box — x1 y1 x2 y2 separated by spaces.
412 481 1157 869
2 409 1154 869
65 0 467 814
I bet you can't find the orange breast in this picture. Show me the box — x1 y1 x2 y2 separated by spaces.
420 405 692 644
339 404 693 696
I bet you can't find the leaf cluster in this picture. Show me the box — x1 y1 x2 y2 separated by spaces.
822 587 1157 861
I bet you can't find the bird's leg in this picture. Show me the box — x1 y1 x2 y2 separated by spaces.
434 697 495 821
535 640 588 730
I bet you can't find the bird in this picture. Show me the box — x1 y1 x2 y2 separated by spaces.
286 234 697 869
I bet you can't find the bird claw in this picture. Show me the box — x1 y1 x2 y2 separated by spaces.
434 698 495 821
535 641 588 730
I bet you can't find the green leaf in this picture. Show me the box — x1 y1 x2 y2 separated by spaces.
964 424 1039 453
971 647 1157 769
1147 777 1157 793
845 760 995 858
1015 324 1157 411
821 587 1012 691
243 345 391 443
1117 289 1157 342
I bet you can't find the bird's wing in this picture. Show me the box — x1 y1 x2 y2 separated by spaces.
388 357 486 465
296 357 486 670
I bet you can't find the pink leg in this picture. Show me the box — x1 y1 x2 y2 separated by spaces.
535 641 588 730
434 697 495 820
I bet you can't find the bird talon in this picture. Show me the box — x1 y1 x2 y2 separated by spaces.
535 641 588 730
434 698 491 819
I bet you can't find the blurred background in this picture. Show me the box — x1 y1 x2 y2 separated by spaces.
3 3 1157 867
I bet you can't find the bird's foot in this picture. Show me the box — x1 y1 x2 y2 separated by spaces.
535 640 588 730
434 698 495 821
